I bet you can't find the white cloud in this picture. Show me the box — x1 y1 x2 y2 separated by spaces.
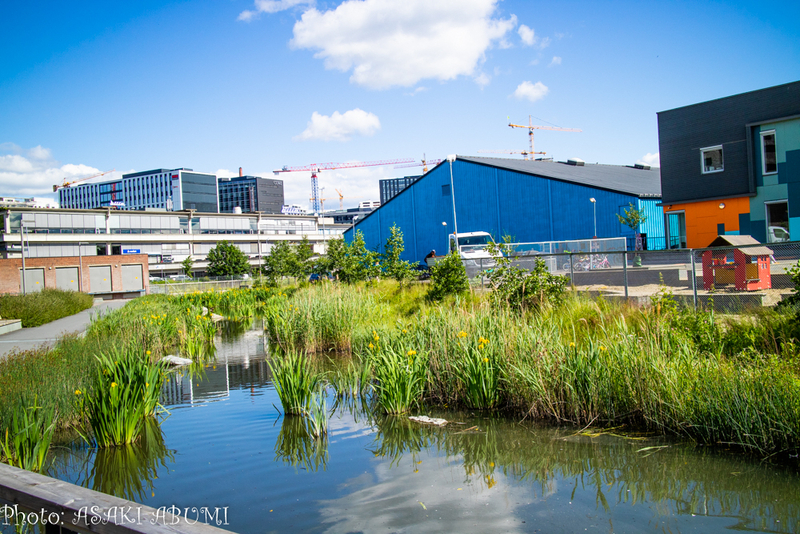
537 36 551 49
214 168 239 178
512 81 549 102
474 72 491 88
549 56 562 66
404 86 428 97
294 109 381 142
290 0 517 89
0 144 118 199
238 0 314 21
638 152 660 167
518 24 535 46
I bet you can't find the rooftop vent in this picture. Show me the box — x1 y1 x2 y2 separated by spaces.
566 158 585 166
634 163 651 170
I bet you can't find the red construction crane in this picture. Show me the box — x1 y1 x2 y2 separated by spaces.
394 154 443 173
53 169 116 192
477 149 542 158
273 158 414 214
508 116 581 160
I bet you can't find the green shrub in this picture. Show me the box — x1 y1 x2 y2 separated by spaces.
487 255 568 312
0 289 94 327
426 252 469 301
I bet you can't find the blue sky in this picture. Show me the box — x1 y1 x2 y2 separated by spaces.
1 0 799 209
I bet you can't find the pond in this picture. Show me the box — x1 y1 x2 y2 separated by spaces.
22 321 800 533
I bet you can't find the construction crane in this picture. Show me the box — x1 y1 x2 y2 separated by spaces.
273 158 414 214
53 169 116 192
333 188 364 210
508 116 581 160
394 154 443 173
477 149 542 158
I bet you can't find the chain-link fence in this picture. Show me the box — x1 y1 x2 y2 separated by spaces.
149 277 254 295
469 241 799 311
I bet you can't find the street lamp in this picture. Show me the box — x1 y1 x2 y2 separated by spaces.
447 155 458 239
589 198 597 238
78 242 88 293
442 221 448 253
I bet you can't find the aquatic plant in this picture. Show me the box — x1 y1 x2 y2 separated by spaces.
306 392 329 439
369 341 428 415
79 346 168 447
267 352 323 415
0 398 55 473
452 333 502 410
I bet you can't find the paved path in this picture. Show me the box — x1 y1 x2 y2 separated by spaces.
0 299 130 359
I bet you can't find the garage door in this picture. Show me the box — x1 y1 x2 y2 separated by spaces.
121 264 143 291
56 267 79 291
89 265 112 293
20 268 44 293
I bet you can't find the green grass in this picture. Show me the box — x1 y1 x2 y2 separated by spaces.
0 398 55 472
0 289 94 327
272 283 800 455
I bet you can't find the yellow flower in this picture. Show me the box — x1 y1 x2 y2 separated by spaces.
483 357 489 363
457 331 468 338
599 346 607 352
407 350 417 356
111 382 117 388
74 389 81 395
478 344 485 350
374 335 380 341
146 350 151 355
402 329 408 333
569 342 575 348
146 383 149 387
369 343 374 349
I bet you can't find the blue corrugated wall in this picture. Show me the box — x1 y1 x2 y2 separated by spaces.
346 159 665 262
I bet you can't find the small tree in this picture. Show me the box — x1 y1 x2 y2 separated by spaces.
382 224 417 285
616 203 648 266
262 241 295 284
426 252 469 301
291 236 315 279
339 230 380 283
181 256 194 277
206 240 251 277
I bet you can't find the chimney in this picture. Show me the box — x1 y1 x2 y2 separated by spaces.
239 167 243 177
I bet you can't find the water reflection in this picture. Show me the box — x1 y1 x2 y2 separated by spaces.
88 418 175 501
274 415 329 472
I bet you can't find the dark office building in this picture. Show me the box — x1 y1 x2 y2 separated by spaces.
379 175 422 205
218 176 284 214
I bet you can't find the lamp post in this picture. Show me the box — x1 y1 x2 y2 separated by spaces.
320 187 326 253
442 221 448 253
590 198 597 238
447 155 458 239
20 224 27 295
78 242 88 293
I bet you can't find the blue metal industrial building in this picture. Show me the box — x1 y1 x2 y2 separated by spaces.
345 156 664 263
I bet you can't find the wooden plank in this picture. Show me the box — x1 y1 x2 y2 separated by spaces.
0 463 234 534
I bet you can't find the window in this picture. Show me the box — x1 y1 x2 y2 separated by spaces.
761 130 777 175
442 184 451 196
766 201 789 243
701 145 723 174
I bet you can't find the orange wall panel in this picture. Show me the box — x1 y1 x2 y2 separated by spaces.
664 197 750 248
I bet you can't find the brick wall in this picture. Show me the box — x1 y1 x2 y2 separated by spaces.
0 254 150 296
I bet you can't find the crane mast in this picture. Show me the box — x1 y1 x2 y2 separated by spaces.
508 116 581 160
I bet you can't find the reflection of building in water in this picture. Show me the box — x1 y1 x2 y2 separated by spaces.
160 329 272 407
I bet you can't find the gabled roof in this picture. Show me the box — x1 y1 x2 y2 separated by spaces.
707 235 773 256
458 156 661 198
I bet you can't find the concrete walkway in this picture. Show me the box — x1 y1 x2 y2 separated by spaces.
0 299 130 359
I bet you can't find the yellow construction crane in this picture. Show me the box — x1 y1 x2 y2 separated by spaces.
53 169 116 192
508 116 581 160
478 149 541 158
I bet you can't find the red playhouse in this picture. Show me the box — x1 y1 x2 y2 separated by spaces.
702 235 772 291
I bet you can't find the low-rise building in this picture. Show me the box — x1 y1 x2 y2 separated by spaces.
657 80 800 247
1 207 348 284
218 174 284 214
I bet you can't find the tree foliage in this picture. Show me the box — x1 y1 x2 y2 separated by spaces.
382 224 417 284
426 252 469 301
206 241 251 277
181 256 194 277
338 230 380 283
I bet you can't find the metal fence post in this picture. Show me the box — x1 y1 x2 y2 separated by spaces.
569 253 575 287
623 251 629 300
691 249 698 310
